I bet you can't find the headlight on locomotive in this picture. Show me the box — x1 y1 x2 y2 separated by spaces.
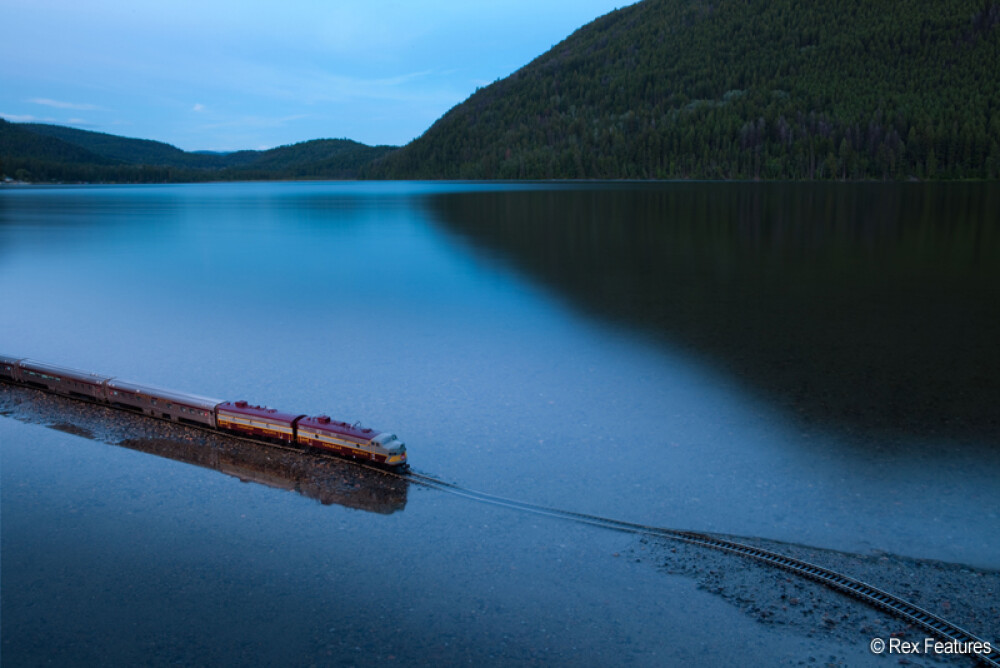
373 433 407 466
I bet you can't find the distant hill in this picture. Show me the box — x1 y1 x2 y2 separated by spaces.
19 123 250 169
0 121 119 168
364 0 1000 180
0 119 397 182
222 139 398 179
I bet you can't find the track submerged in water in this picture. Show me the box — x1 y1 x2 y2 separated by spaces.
3 379 997 666
399 470 998 666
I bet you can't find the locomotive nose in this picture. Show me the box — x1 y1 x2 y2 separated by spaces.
389 443 407 466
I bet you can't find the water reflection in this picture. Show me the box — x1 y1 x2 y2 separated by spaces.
426 183 1000 444
125 438 408 514
1 384 408 515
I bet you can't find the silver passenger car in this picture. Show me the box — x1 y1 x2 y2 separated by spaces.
15 358 112 401
105 378 222 427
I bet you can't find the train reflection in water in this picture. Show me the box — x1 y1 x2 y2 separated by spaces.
0 383 408 515
121 436 408 514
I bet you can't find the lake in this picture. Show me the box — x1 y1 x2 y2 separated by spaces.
2 181 998 665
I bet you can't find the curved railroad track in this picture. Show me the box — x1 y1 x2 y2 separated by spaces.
398 469 998 667
2 379 997 666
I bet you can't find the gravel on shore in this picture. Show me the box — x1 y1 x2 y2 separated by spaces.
626 518 998 666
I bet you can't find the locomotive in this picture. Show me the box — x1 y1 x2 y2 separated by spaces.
0 355 408 467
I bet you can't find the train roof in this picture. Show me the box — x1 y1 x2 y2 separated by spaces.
217 400 304 425
19 359 113 385
1 354 25 366
106 378 223 411
299 414 380 440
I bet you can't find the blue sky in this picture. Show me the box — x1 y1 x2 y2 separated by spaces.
2 1 635 151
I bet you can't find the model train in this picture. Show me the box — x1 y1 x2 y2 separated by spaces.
0 355 408 467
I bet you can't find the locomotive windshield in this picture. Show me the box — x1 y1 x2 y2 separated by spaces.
373 432 405 452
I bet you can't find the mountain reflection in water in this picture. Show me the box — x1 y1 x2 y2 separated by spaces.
427 183 1000 445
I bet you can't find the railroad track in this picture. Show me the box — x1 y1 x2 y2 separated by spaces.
398 471 999 667
3 380 997 666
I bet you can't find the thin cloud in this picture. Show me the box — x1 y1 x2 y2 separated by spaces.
192 103 205 112
247 64 464 108
28 98 102 111
1 113 40 122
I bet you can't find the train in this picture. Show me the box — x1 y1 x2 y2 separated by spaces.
0 355 408 467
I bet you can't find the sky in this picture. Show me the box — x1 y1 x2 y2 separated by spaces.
1 0 635 152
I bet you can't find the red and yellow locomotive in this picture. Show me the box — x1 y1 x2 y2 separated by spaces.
1 355 407 468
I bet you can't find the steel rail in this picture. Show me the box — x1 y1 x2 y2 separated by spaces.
400 471 999 668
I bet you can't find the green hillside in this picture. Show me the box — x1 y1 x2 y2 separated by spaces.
364 0 1000 180
0 119 397 182
221 139 397 179
0 120 120 178
19 123 248 168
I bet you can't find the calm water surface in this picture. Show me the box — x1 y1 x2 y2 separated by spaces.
2 181 997 665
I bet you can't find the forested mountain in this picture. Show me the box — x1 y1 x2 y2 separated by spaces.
0 120 396 182
4 0 998 182
0 121 119 169
19 123 253 169
364 0 1000 180
221 139 398 179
